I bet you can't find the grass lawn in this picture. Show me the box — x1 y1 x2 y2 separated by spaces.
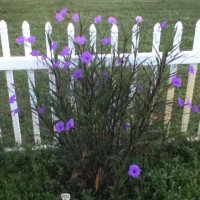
0 0 200 56
1 0 200 199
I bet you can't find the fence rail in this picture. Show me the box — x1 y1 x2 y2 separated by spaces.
1 19 200 149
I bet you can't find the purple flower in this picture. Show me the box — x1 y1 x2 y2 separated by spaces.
178 98 184 107
103 71 109 79
171 76 182 88
135 16 143 24
192 105 199 113
63 61 70 69
60 8 67 16
160 21 167 29
188 64 195 75
55 13 64 22
136 83 143 93
38 107 45 115
80 51 93 64
101 37 111 46
74 36 87 46
9 94 16 104
12 108 20 116
94 15 102 24
72 13 79 23
108 16 117 25
186 100 193 109
16 36 25 45
53 62 60 69
117 57 124 65
26 36 36 44
50 42 58 51
55 121 65 133
30 50 40 56
128 164 141 179
60 46 70 56
73 69 84 80
66 118 75 131
123 122 131 132
41 55 47 61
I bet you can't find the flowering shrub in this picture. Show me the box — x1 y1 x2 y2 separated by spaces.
14 7 200 199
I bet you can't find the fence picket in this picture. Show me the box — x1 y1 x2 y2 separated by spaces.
111 24 118 57
68 23 75 55
1 20 200 149
129 24 140 96
22 21 41 145
90 24 97 53
182 20 200 135
0 20 22 146
132 24 140 53
164 21 183 130
45 22 57 122
152 23 161 54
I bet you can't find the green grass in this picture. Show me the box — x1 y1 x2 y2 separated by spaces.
1 140 200 199
0 0 200 55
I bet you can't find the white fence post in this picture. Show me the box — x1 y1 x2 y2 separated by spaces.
164 21 183 131
132 24 140 53
22 21 41 145
90 24 97 53
129 24 140 97
67 23 75 55
182 20 200 135
0 20 22 146
67 23 75 107
45 22 58 123
111 24 118 57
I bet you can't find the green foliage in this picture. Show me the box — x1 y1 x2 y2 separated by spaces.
29 13 188 199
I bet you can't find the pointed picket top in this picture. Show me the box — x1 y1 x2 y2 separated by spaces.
67 23 75 54
89 24 97 53
152 23 161 53
0 20 7 30
173 21 183 52
22 21 30 31
0 20 11 57
132 24 140 53
111 24 118 55
45 22 52 58
192 19 200 51
45 22 52 35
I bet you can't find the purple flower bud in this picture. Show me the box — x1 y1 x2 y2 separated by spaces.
72 13 79 23
74 36 87 46
135 16 143 23
66 118 75 131
101 37 111 46
94 15 102 24
30 50 40 56
26 36 36 44
55 13 64 22
16 36 25 45
50 42 58 51
108 16 117 25
60 46 70 57
73 69 84 80
135 16 143 24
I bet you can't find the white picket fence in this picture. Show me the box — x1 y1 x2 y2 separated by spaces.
1 19 200 149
